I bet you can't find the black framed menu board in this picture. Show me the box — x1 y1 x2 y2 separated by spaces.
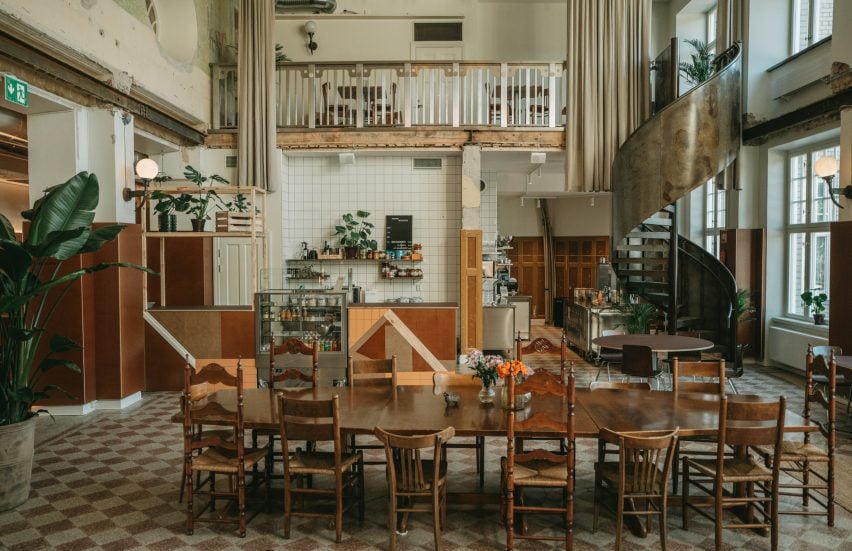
385 215 413 250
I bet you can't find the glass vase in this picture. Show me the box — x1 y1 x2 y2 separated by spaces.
478 384 496 405
502 379 532 410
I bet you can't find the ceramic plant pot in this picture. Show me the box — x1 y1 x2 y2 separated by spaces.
0 415 37 511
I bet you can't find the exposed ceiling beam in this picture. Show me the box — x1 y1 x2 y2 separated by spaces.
743 87 852 145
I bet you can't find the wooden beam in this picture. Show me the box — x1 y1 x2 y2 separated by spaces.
206 128 566 151
0 32 205 145
743 87 852 145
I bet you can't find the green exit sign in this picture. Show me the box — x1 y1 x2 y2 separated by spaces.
4 75 28 107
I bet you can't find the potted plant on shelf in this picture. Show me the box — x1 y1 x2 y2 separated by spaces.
184 165 228 232
216 192 260 233
0 172 152 511
333 210 377 259
801 290 828 325
149 190 191 232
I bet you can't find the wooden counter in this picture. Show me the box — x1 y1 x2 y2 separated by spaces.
348 303 458 372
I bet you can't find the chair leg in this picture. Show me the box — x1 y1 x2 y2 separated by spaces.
592 472 600 532
803 458 810 507
185 462 194 535
283 477 292 539
771 479 779 551
432 489 442 551
335 475 343 543
615 488 624 551
681 458 689 530
672 440 680 494
389 490 397 550
179 462 186 503
357 456 365 522
238 469 247 538
714 478 724 551
660 495 669 551
478 436 486 489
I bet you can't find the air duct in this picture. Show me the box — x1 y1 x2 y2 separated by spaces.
275 0 337 14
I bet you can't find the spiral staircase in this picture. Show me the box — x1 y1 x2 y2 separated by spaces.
611 43 742 361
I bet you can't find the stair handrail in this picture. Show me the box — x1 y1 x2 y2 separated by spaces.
611 42 742 248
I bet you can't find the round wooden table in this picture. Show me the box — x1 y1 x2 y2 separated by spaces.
834 355 852 378
591 333 715 353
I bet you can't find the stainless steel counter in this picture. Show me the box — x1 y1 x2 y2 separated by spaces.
564 302 626 358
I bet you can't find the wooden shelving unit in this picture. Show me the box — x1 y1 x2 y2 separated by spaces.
141 185 268 308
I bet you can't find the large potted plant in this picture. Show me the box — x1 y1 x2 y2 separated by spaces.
0 172 150 510
183 165 228 232
801 290 828 325
619 301 658 334
333 210 377 259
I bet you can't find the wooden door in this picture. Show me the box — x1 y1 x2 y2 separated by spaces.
507 237 545 319
460 230 483 351
553 236 610 298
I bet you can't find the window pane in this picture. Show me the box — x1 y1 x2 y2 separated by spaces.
705 183 715 229
810 231 830 317
716 188 726 228
705 234 717 256
788 232 807 316
789 152 808 224
811 146 840 223
813 0 833 43
795 0 811 52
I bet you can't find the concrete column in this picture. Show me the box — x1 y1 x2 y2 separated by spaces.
461 144 481 230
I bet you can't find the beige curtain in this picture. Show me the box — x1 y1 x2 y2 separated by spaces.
237 0 276 190
565 0 651 192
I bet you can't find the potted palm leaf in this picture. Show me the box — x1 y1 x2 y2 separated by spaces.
679 38 715 86
183 165 228 232
0 172 151 510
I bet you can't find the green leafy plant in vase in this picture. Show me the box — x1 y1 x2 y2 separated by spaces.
150 189 191 232
333 210 377 259
679 38 715 87
183 165 229 232
801 290 828 325
619 301 658 334
0 172 152 510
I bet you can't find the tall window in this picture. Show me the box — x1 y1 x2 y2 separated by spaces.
793 0 833 54
704 178 726 258
786 143 839 320
706 6 717 53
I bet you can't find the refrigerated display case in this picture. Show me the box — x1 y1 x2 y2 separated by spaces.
255 290 347 385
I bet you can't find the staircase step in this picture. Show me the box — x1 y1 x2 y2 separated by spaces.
627 231 671 240
613 257 669 265
643 217 673 226
615 244 669 253
618 269 668 278
625 281 669 289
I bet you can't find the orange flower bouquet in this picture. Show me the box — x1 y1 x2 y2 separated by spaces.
499 360 534 410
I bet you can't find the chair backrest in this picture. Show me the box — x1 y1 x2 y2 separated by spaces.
812 345 843 358
671 359 726 394
278 395 341 470
589 381 652 391
348 356 397 387
515 332 569 381
269 337 319 388
598 428 679 494
717 395 785 461
183 358 244 455
373 426 455 493
621 344 655 377
805 345 836 444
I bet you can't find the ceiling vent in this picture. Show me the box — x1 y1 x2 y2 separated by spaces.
414 22 463 42
413 158 443 170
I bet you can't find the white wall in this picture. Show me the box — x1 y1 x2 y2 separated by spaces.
275 0 567 61
282 154 461 303
0 0 210 124
498 195 611 237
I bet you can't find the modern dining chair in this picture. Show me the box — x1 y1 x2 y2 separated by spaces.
595 329 625 382
502 364 576 549
373 426 455 550
593 428 679 551
347 356 397 465
682 395 786 550
432 371 487 488
754 346 836 525
182 359 268 537
278 394 365 543
620 344 664 389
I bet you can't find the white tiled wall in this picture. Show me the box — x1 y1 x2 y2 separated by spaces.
283 155 461 303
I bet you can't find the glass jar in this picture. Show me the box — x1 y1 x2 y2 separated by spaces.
478 384 496 405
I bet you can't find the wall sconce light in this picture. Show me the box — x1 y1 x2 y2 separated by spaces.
304 20 318 55
814 155 851 209
123 158 159 201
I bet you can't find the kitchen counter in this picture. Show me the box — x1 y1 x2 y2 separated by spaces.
351 302 458 308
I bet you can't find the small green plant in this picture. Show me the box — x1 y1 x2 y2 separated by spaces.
800 290 828 314
618 302 658 334
183 165 228 221
736 288 757 322
679 38 715 86
225 193 251 213
150 190 191 215
333 210 377 251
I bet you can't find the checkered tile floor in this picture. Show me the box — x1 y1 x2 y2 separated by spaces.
3 342 852 549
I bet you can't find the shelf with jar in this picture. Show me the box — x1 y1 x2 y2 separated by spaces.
380 261 424 280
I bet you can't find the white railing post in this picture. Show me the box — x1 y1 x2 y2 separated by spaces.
404 63 412 128
356 63 365 128
308 64 316 129
500 63 508 128
548 62 558 128
211 65 221 130
452 62 460 128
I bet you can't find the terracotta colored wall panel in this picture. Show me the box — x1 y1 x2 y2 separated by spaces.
144 322 185 391
145 237 213 307
220 310 255 359
830 221 852 354
118 225 145 396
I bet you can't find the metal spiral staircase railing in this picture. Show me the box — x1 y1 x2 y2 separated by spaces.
611 43 742 361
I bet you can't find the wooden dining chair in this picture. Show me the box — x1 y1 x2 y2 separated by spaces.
593 428 679 551
347 356 397 465
373 426 455 550
595 329 625 382
620 344 664 389
183 359 268 537
254 337 319 482
278 394 365 543
754 346 836 525
682 395 786 550
432 371 487 488
812 345 849 413
515 332 569 382
502 365 576 549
